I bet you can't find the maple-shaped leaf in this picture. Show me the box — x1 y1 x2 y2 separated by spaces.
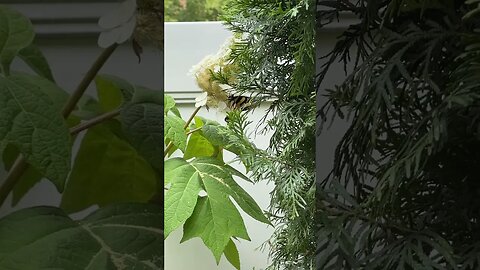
164 157 270 261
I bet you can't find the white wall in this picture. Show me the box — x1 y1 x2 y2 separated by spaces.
164 22 275 270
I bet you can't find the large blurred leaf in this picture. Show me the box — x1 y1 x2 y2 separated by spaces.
12 72 67 108
120 101 163 170
7 115 80 206
60 121 157 214
164 157 269 261
73 94 106 121
0 74 74 205
95 75 124 112
131 86 163 104
0 203 162 269
0 5 34 75
95 74 162 108
120 86 163 168
2 144 41 205
0 74 71 190
95 74 135 102
18 44 55 82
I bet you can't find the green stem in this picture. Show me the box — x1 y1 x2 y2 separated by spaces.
186 127 202 136
164 106 201 158
0 44 118 208
62 44 118 117
70 109 121 135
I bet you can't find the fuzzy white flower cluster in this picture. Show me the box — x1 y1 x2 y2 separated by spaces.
190 37 238 110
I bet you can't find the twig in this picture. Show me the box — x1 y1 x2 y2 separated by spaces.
62 44 118 117
0 45 118 208
70 109 121 135
186 127 202 136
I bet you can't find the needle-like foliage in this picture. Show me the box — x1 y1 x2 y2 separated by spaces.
221 0 316 268
317 0 480 268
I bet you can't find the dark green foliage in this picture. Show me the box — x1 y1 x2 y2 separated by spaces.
164 0 223 22
222 0 316 268
316 0 480 268
0 3 164 269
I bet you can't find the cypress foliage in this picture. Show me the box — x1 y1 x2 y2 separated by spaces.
221 0 317 268
316 0 480 268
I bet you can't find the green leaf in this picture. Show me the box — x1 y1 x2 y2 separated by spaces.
60 121 157 214
17 44 55 82
165 166 202 237
194 116 204 128
224 240 241 270
0 74 75 206
120 101 163 170
164 157 269 260
184 132 216 159
131 86 163 105
12 72 68 108
164 114 187 152
202 124 248 155
164 158 188 185
9 115 80 206
95 74 135 102
74 94 104 120
164 94 181 117
0 5 35 75
3 144 41 205
95 75 124 112
181 196 248 262
0 75 71 190
0 203 162 269
164 94 176 114
164 138 178 157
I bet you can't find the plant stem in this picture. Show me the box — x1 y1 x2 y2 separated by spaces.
164 106 201 157
0 158 28 206
70 109 121 135
186 127 202 135
185 107 201 129
0 45 118 208
62 44 118 117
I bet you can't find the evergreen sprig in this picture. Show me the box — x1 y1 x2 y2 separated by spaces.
317 0 480 268
222 0 316 268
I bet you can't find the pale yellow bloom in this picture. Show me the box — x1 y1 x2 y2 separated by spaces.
190 37 240 109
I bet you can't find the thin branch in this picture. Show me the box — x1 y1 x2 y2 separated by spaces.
184 107 201 128
186 127 202 135
70 109 121 135
62 44 118 117
0 44 118 208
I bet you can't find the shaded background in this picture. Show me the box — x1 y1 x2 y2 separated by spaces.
0 0 163 218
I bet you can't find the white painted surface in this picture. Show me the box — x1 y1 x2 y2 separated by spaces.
165 22 232 103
